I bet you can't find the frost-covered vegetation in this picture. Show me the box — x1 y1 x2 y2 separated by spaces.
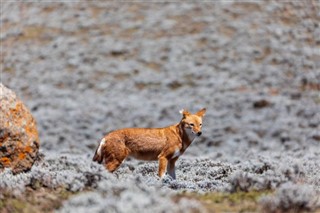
1 1 319 212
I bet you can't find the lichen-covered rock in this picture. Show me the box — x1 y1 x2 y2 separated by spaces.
0 84 40 174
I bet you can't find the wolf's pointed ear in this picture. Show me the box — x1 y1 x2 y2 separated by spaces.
179 109 191 118
196 108 206 117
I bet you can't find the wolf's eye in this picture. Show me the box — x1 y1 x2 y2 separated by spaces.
200 123 202 126
189 123 194 127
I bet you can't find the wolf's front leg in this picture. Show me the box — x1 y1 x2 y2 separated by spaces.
158 156 168 178
167 158 178 179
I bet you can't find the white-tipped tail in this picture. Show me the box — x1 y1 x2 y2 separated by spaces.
97 138 105 155
93 138 106 163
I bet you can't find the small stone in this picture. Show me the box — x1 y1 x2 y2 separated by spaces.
253 99 271 109
312 135 320 141
0 84 40 174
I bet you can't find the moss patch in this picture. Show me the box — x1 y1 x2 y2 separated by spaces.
0 187 75 213
177 190 273 213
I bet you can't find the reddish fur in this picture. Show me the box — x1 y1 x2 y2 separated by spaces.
93 108 206 179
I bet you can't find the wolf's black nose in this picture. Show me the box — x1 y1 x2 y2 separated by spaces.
197 132 202 136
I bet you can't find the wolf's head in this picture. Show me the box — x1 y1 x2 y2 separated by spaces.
180 108 206 137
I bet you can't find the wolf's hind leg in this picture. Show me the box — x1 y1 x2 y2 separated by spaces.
104 146 129 172
105 157 122 172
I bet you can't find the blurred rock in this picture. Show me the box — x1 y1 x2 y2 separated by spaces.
0 84 40 174
260 183 320 213
253 99 271 109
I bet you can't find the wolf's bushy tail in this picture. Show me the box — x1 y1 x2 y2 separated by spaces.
92 148 102 163
92 138 105 163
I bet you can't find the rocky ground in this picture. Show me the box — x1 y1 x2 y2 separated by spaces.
1 1 320 212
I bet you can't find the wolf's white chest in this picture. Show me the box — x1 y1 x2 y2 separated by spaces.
171 149 181 159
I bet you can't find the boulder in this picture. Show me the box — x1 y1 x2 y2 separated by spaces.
0 84 40 174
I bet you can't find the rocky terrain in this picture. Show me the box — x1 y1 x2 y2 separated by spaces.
0 84 40 174
1 1 320 212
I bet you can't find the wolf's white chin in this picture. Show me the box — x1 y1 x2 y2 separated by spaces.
185 128 196 142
